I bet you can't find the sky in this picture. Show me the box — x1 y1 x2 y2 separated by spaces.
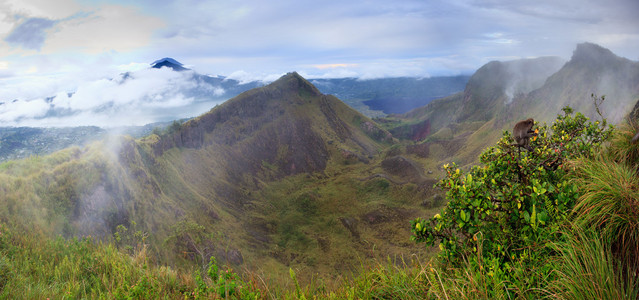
0 0 638 127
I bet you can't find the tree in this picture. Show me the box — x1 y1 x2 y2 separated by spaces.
411 107 613 290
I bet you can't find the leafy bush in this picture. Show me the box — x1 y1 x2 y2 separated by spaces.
411 107 613 295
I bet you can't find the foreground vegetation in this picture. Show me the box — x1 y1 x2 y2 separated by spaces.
408 107 639 299
1 106 638 299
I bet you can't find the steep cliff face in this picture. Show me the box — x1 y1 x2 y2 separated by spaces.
457 56 564 123
519 43 639 124
381 43 638 166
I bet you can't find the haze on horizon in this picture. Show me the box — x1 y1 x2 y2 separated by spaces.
0 0 638 127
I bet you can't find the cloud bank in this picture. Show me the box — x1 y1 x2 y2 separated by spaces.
0 67 228 127
0 0 637 127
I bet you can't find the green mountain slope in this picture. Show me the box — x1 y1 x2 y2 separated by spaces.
386 56 564 140
0 72 440 285
3 42 636 292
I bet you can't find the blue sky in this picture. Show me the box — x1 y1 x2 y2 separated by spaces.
0 0 638 126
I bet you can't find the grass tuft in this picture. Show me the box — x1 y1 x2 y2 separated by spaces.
330 257 429 299
571 154 639 274
547 228 639 300
607 120 639 166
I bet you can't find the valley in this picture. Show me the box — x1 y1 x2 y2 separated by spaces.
0 72 454 287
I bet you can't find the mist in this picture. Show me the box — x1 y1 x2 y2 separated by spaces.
502 57 566 104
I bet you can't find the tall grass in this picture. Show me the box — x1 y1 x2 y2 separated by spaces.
326 257 430 299
608 119 639 165
419 249 541 299
423 262 498 300
571 154 639 275
547 228 638 300
0 223 193 299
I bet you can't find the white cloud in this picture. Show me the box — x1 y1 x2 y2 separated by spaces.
0 66 229 127
4 17 57 50
212 87 225 97
300 69 359 79
3 0 637 79
0 1 163 55
0 98 50 123
116 62 150 73
3 0 82 20
299 57 476 80
226 70 283 84
70 68 193 109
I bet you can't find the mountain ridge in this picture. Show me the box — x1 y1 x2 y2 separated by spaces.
150 72 392 177
101 72 431 279
517 42 639 124
311 75 470 115
0 72 432 283
382 42 638 166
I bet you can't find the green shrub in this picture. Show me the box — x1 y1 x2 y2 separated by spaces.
411 107 613 294
193 256 259 299
293 191 319 216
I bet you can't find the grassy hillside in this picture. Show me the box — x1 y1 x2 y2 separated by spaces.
2 105 637 299
0 72 448 288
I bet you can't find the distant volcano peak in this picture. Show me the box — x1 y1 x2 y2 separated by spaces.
151 57 188 71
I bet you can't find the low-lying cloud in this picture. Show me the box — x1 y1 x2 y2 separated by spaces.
0 67 228 127
225 70 283 84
